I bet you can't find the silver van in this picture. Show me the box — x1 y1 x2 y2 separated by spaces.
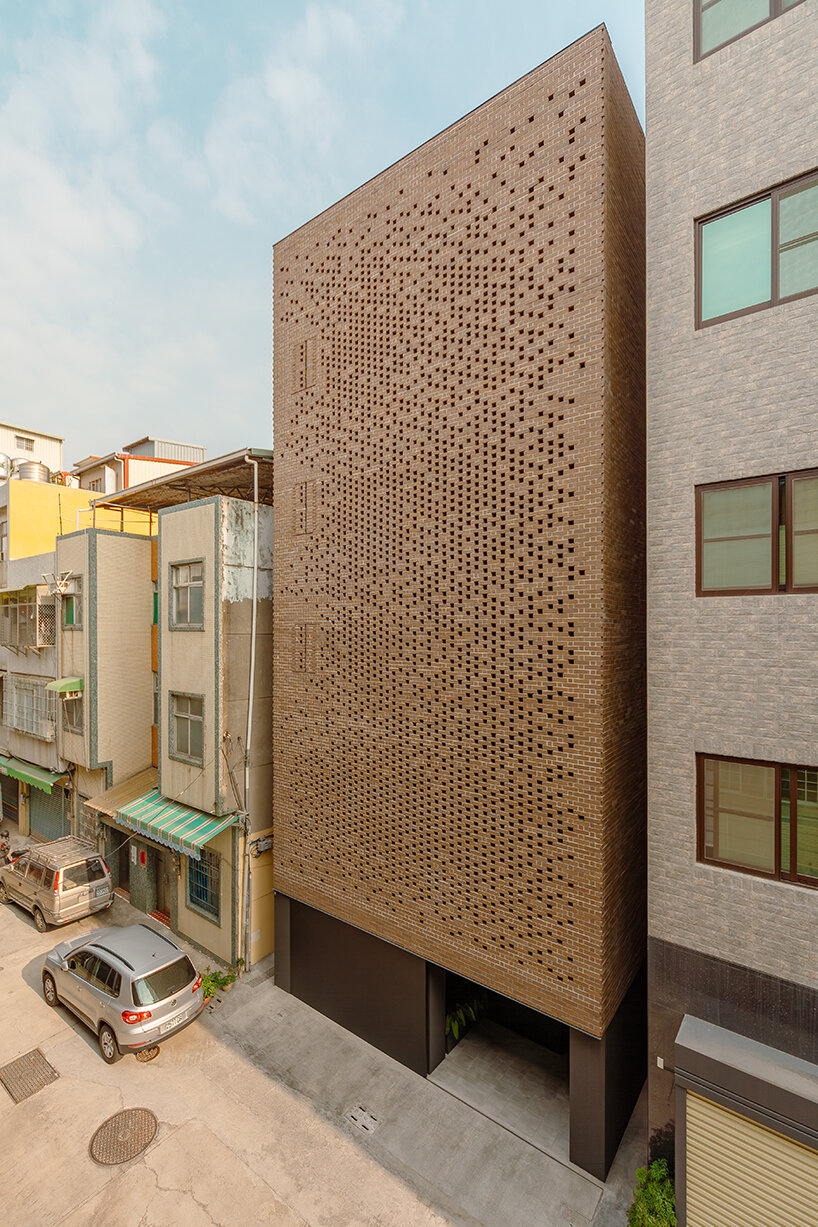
42 924 204 1063
0 837 113 931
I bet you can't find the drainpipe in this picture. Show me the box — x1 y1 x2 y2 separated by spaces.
240 454 259 973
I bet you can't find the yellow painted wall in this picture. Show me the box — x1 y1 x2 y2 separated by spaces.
7 482 96 559
175 824 234 964
249 824 274 963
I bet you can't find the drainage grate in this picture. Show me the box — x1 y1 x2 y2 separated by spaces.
0 1049 58 1103
345 1104 380 1134
89 1108 158 1165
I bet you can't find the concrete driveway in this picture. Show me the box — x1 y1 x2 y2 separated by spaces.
0 888 643 1226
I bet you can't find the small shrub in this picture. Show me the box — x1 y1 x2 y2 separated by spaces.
201 963 241 999
627 1159 676 1227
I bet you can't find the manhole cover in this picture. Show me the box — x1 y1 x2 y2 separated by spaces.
0 1049 58 1103
89 1108 158 1165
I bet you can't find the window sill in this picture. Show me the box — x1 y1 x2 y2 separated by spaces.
185 895 221 927
168 750 204 769
168 623 205 632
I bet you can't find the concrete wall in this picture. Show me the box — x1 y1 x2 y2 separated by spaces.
175 823 235 964
95 532 153 784
222 498 273 833
55 531 89 771
159 498 224 815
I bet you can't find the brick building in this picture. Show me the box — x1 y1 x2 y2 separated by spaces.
274 25 645 1178
646 0 818 1220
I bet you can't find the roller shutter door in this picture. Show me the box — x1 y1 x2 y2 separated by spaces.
686 1091 818 1227
30 786 69 842
1 774 18 823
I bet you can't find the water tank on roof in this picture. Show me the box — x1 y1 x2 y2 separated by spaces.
0 454 12 481
15 460 51 483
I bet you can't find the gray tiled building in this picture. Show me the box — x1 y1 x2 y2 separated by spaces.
646 0 818 1221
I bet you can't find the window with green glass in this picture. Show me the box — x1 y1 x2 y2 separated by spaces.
699 479 774 592
699 755 818 886
696 0 807 60
699 171 818 325
697 470 818 595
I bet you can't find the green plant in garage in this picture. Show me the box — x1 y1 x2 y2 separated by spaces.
445 991 487 1048
627 1159 676 1227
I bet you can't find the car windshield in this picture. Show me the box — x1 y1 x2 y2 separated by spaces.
132 956 195 1006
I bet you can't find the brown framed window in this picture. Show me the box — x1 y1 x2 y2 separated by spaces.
695 0 807 61
698 754 818 887
696 469 818 595
697 170 818 326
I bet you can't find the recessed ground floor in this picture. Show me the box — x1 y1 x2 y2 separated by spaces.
275 892 646 1181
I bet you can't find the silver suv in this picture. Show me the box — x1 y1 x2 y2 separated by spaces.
0 838 113 931
42 923 204 1063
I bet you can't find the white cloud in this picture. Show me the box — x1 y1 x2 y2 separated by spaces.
0 0 404 464
204 0 405 225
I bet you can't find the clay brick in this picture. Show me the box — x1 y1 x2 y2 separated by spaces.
273 26 645 1037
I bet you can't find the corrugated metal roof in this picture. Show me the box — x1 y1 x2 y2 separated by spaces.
93 448 274 513
85 768 158 818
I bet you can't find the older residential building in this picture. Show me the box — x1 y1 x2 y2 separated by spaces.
274 25 645 1179
73 436 205 496
0 471 104 839
0 422 63 474
646 0 818 1220
82 451 275 968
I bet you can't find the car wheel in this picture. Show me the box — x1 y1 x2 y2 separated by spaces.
0 880 7 903
98 1024 121 1064
33 907 47 933
42 972 58 1008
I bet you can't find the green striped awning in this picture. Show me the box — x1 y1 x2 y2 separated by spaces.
0 756 67 794
116 788 237 860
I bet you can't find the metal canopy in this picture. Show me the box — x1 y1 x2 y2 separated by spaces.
115 788 238 860
46 677 84 693
93 447 274 514
0 756 68 794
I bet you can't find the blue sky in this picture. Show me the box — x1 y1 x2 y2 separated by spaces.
0 1 645 467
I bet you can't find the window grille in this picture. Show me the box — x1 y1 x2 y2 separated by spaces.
188 848 220 917
0 590 56 649
15 436 34 451
2 675 57 740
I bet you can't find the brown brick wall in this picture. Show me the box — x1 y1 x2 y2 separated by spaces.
273 25 645 1037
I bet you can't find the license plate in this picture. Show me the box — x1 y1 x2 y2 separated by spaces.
162 1011 185 1034
95 886 108 897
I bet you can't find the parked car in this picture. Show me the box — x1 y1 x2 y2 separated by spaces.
42 923 204 1063
0 837 113 931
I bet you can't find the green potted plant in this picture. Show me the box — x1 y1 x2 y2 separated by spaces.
445 991 487 1052
627 1159 676 1226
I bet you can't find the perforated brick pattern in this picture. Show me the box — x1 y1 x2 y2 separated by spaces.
273 27 646 1036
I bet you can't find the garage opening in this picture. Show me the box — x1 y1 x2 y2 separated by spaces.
429 971 571 1159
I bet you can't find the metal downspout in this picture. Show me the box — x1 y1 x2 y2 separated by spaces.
241 454 260 972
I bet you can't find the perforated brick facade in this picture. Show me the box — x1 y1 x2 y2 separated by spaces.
273 25 645 1038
